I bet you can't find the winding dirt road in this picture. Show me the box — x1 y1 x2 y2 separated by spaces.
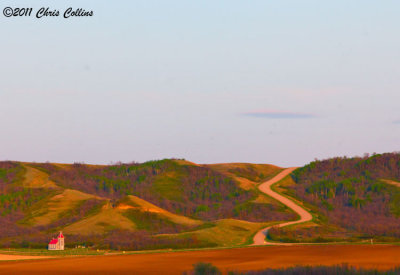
252 167 313 245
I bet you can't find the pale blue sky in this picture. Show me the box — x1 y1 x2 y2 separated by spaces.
1 1 399 166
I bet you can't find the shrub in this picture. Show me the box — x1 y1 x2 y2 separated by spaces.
186 262 221 275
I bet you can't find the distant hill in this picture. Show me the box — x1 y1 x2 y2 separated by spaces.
0 159 292 250
269 153 400 243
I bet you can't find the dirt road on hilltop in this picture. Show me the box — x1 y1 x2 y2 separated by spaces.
252 167 312 245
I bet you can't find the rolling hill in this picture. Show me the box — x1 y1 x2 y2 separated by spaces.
0 159 293 250
0 153 399 250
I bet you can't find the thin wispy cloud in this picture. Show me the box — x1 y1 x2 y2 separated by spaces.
241 110 316 119
393 120 400 124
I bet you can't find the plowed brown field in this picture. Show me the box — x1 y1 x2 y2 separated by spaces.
0 245 399 274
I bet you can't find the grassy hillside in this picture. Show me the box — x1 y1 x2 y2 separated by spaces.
31 160 293 222
6 154 398 248
63 202 136 235
158 219 272 247
26 189 101 226
118 195 203 227
0 159 294 250
269 153 400 242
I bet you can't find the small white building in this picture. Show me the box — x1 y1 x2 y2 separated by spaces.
48 231 65 250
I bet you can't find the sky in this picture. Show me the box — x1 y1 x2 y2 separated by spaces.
0 1 399 167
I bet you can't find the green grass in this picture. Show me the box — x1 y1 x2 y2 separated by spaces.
63 203 136 235
1 240 399 259
119 195 202 226
158 219 272 247
151 172 184 202
27 189 102 226
122 209 181 232
0 248 105 256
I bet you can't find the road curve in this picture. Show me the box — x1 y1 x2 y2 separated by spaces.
252 167 313 245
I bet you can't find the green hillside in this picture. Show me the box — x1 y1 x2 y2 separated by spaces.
0 159 292 250
3 154 398 249
268 153 400 243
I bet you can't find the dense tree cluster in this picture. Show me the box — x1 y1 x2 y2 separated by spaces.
290 153 400 238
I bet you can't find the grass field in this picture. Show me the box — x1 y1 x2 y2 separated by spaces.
0 248 105 256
